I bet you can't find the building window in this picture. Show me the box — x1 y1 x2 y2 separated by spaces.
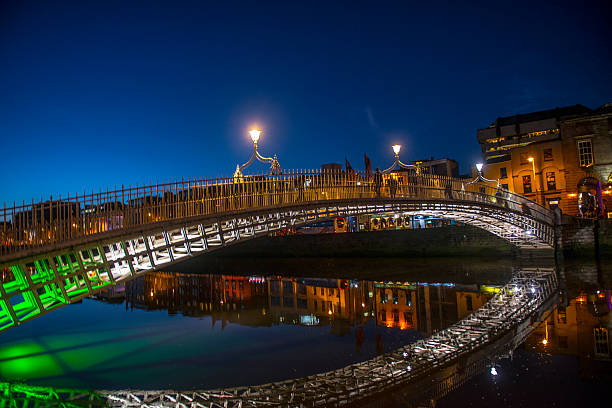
577 140 593 167
297 298 307 309
520 153 530 164
594 327 609 356
543 148 553 161
546 172 556 190
502 184 509 191
523 175 532 193
500 167 507 179
557 306 566 323
466 295 473 311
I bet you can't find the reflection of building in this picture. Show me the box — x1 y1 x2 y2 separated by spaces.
373 282 494 335
477 103 612 217
95 272 500 337
123 272 270 327
527 290 611 376
266 277 374 335
375 282 416 330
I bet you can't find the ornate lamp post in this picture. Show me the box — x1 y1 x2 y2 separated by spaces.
234 128 281 178
382 144 420 174
467 162 500 187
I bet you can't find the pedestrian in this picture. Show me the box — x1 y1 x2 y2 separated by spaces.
389 177 397 198
373 168 383 198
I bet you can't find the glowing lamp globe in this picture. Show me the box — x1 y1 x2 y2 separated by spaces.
392 144 401 155
528 157 534 162
475 163 483 172
249 129 261 143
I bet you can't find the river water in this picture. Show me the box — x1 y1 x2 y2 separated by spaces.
0 257 609 406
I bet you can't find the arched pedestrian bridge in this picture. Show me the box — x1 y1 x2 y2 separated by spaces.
0 171 554 333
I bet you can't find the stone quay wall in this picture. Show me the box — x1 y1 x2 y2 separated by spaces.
558 217 612 258
207 225 516 258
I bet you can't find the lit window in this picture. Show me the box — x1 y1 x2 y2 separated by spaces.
500 167 507 179
578 140 593 167
544 148 553 161
523 175 532 193
546 172 556 190
557 306 566 323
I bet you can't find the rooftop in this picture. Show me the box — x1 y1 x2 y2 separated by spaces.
487 104 592 128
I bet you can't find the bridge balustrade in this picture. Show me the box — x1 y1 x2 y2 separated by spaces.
0 170 553 258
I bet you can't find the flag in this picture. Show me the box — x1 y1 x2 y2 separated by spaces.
364 153 372 177
345 158 354 174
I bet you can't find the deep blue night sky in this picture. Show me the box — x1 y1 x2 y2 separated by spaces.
1 0 611 205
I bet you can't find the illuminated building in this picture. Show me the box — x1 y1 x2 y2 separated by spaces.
476 103 612 217
526 289 611 377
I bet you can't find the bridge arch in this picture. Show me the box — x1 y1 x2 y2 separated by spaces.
0 173 554 333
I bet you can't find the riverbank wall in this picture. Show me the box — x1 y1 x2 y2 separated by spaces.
199 225 517 259
558 217 612 259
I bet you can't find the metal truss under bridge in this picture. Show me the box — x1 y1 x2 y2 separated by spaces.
0 171 555 334
0 268 558 407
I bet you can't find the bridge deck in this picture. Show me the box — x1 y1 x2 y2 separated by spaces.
0 172 555 334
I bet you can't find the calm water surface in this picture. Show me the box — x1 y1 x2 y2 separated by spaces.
0 257 609 407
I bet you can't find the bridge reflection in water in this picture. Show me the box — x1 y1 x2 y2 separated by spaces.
0 265 559 407
104 268 557 407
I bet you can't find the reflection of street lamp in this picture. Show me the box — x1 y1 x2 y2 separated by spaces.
542 318 549 345
383 144 420 174
235 127 281 177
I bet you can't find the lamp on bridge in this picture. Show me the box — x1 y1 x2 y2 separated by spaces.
467 162 500 187
249 128 261 144
392 144 401 157
234 127 281 178
382 144 420 175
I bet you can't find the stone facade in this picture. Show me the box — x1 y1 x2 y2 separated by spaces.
477 103 612 218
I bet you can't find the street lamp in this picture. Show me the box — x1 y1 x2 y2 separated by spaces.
467 162 499 186
234 127 281 177
382 144 420 174
528 156 536 190
249 128 261 144
392 144 401 156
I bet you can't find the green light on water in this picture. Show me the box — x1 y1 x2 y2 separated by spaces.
0 342 63 379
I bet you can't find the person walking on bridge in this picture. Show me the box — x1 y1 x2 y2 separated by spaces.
373 168 383 198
